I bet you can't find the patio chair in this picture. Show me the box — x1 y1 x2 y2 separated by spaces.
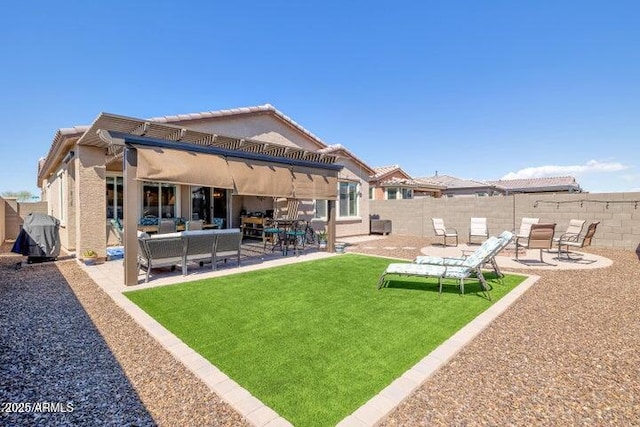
416 230 514 278
186 219 203 231
469 217 489 244
515 223 556 262
557 221 600 260
157 218 177 234
378 236 501 299
553 219 585 247
432 218 458 247
516 217 539 240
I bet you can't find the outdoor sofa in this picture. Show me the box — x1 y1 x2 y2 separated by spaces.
137 228 242 282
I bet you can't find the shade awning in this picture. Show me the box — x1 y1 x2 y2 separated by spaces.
228 159 294 197
136 146 234 188
292 166 338 199
135 146 338 199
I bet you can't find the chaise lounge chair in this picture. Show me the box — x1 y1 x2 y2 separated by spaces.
415 230 514 277
378 235 505 299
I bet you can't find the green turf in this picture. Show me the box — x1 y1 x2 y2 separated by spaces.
124 254 525 427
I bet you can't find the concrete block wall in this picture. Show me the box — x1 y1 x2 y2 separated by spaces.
0 197 5 244
0 198 48 242
370 192 640 251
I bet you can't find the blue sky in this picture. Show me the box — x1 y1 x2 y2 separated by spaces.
1 1 638 196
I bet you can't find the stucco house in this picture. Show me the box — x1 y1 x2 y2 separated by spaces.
37 104 374 284
370 165 443 199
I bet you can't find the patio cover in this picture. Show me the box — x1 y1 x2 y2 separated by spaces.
135 146 338 199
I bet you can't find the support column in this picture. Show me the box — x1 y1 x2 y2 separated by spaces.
75 145 106 260
327 199 336 253
123 147 139 286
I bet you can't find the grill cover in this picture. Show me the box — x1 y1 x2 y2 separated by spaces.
11 213 61 259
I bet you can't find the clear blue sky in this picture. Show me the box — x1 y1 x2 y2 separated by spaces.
1 1 638 196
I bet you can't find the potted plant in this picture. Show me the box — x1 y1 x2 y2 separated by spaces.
82 249 98 266
317 230 328 250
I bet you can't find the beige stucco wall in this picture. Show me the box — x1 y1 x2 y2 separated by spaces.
333 158 371 237
75 145 107 258
370 192 640 251
176 114 323 151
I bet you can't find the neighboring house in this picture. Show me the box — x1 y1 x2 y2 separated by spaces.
486 176 582 194
416 174 499 197
369 165 443 199
37 104 373 276
417 173 583 197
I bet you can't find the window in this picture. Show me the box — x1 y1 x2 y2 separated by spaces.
143 182 177 218
401 188 413 199
314 199 327 219
339 181 358 217
368 187 374 200
106 176 123 220
386 188 398 200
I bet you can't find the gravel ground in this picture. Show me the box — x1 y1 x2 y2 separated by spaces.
1 236 638 426
0 242 247 427
346 237 640 426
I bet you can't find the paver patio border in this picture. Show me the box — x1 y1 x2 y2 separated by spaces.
81 257 538 427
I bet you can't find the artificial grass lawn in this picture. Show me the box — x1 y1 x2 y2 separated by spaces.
125 254 525 427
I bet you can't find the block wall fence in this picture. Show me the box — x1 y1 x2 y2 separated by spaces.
369 192 640 252
0 198 48 243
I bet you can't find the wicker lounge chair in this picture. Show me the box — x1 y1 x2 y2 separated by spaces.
378 236 502 298
469 217 489 244
557 221 600 260
432 218 458 247
515 223 556 262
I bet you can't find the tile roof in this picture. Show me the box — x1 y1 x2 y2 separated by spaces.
377 176 444 189
40 104 375 184
371 165 401 180
416 174 493 189
487 176 581 192
318 144 375 175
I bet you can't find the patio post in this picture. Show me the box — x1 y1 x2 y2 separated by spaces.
123 146 139 286
327 199 336 252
